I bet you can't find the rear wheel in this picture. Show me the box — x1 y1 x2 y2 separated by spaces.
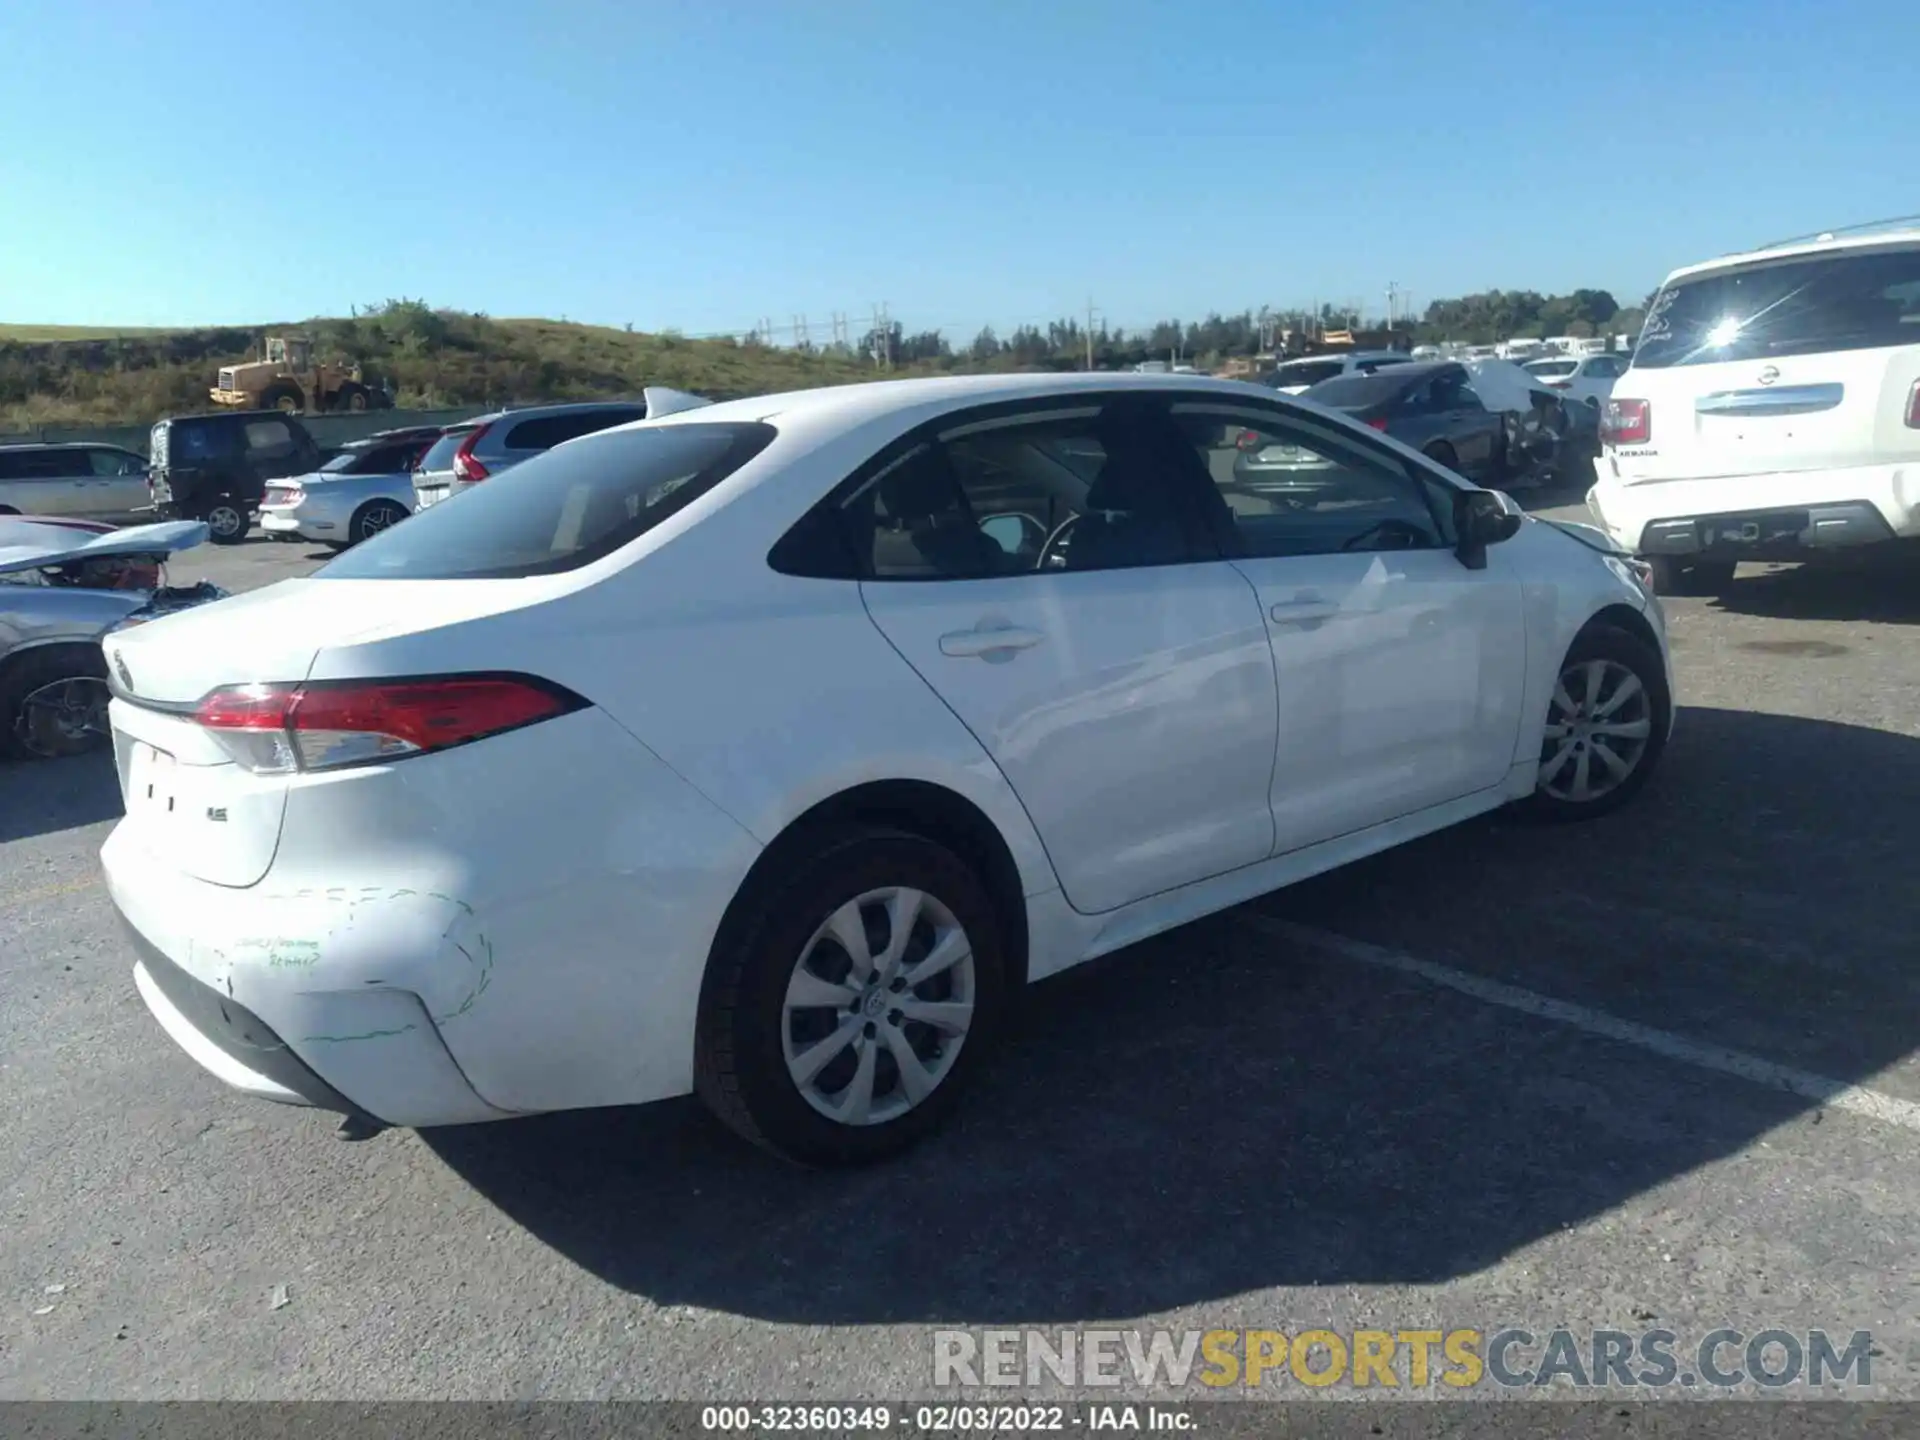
1 647 110 760
695 828 1009 1166
200 495 249 545
349 499 407 544
1648 555 1736 597
1522 625 1670 822
335 383 370 412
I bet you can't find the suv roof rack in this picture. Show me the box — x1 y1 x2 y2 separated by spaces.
1755 213 1920 251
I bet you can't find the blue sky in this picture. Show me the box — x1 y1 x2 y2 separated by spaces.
0 0 1910 337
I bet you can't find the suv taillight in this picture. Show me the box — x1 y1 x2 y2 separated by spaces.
452 423 492 482
1906 380 1920 429
1601 397 1650 446
193 675 585 774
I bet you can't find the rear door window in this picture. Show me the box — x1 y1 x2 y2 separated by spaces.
242 419 297 463
1635 245 1920 368
318 422 775 579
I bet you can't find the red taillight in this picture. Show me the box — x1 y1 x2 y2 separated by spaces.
1601 398 1650 446
452 423 493 482
1906 379 1920 429
1235 429 1262 451
1365 416 1389 431
193 674 584 774
1546 379 1571 389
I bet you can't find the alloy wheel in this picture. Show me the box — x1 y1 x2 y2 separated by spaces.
17 677 110 758
1540 657 1653 803
781 886 976 1127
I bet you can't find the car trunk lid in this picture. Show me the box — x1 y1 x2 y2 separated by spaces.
103 576 569 887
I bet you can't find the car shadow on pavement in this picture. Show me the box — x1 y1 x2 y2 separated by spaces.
424 704 1920 1325
1710 555 1920 625
0 750 121 843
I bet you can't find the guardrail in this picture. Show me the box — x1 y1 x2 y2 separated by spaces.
0 405 495 457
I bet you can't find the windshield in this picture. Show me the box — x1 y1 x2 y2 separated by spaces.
1304 370 1415 408
1525 359 1578 377
416 425 479 473
319 423 775 580
1269 360 1345 388
1634 245 1920 368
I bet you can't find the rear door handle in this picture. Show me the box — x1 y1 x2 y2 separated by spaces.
939 625 1045 658
1268 594 1338 625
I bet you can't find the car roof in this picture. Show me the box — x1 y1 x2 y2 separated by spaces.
475 398 652 423
1664 225 1920 285
0 440 134 453
157 409 303 423
642 371 1278 431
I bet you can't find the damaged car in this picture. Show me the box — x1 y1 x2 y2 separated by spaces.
0 517 226 759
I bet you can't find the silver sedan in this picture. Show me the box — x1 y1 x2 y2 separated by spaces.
258 430 436 547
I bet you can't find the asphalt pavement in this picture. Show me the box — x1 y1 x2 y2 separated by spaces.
5 518 1920 1401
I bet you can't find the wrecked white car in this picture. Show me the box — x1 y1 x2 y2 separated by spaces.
0 517 226 759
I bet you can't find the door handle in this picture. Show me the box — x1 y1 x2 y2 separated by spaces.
1268 595 1338 625
939 625 1045 658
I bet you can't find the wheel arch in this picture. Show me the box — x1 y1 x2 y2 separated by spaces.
0 638 106 685
1578 601 1661 656
706 778 1033 997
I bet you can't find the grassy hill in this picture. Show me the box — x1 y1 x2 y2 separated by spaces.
0 302 948 432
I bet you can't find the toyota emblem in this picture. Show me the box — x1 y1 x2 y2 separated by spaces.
1757 365 1779 386
113 651 133 691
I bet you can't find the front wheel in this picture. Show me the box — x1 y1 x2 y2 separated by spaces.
1522 625 1670 822
1 647 110 760
695 829 1009 1166
201 496 249 545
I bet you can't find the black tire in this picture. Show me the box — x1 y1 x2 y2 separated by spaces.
1422 441 1459 472
0 646 110 761
335 382 370 413
1521 624 1670 823
349 499 407 544
200 495 249 545
695 827 1010 1166
260 383 303 415
1648 555 1736 597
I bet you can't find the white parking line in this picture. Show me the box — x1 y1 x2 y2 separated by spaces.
1234 912 1920 1135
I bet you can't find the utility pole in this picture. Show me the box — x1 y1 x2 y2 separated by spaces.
794 314 809 349
831 312 849 353
1084 298 1101 370
1386 281 1400 329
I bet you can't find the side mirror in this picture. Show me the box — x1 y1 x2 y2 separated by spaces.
1454 488 1523 570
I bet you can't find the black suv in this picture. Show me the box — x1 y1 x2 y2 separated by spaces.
147 410 322 545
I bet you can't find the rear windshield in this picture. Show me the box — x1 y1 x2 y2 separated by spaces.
1269 360 1346 388
1304 370 1417 408
416 424 479 473
1525 359 1578 377
1634 245 1920 368
318 423 776 580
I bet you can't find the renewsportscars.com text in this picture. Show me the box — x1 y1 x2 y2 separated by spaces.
932 1327 1874 1391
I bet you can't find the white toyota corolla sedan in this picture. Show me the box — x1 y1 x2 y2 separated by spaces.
100 373 1673 1165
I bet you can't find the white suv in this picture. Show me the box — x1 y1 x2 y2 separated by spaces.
1586 224 1920 595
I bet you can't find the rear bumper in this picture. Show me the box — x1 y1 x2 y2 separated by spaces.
122 908 379 1122
105 825 514 1129
1587 459 1920 556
